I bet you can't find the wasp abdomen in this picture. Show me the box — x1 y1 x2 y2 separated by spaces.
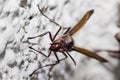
64 35 74 50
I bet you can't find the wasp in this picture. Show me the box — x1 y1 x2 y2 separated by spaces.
28 5 108 78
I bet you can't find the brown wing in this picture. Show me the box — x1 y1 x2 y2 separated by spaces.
69 10 94 36
72 46 108 62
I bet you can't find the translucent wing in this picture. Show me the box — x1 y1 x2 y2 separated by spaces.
69 10 94 36
72 46 108 62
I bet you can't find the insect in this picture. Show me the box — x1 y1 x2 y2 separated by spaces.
28 5 108 68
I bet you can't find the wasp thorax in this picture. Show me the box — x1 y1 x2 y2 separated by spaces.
64 35 74 50
49 38 65 51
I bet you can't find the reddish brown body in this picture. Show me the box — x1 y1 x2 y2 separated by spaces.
49 34 74 52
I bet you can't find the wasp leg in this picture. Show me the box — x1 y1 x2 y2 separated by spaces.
66 51 76 65
37 5 64 28
64 27 71 34
29 46 47 57
53 27 62 40
28 31 53 41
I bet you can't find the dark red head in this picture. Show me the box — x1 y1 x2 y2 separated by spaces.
49 35 74 52
49 38 65 52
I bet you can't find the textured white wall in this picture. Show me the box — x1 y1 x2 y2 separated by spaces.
0 0 119 80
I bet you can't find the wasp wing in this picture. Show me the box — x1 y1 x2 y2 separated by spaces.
69 10 94 36
72 46 108 62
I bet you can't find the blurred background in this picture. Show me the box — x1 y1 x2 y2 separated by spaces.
0 0 120 80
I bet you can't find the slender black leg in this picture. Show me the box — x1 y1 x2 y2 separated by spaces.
64 27 71 34
29 51 52 77
37 5 64 28
44 52 68 67
29 47 53 59
47 52 68 80
66 51 76 65
28 31 53 41
29 67 41 77
54 52 60 63
47 52 60 80
43 52 68 68
53 27 62 40
48 51 52 57
43 51 52 61
28 25 62 41
44 52 60 67
29 52 68 79
29 46 47 57
59 52 68 61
